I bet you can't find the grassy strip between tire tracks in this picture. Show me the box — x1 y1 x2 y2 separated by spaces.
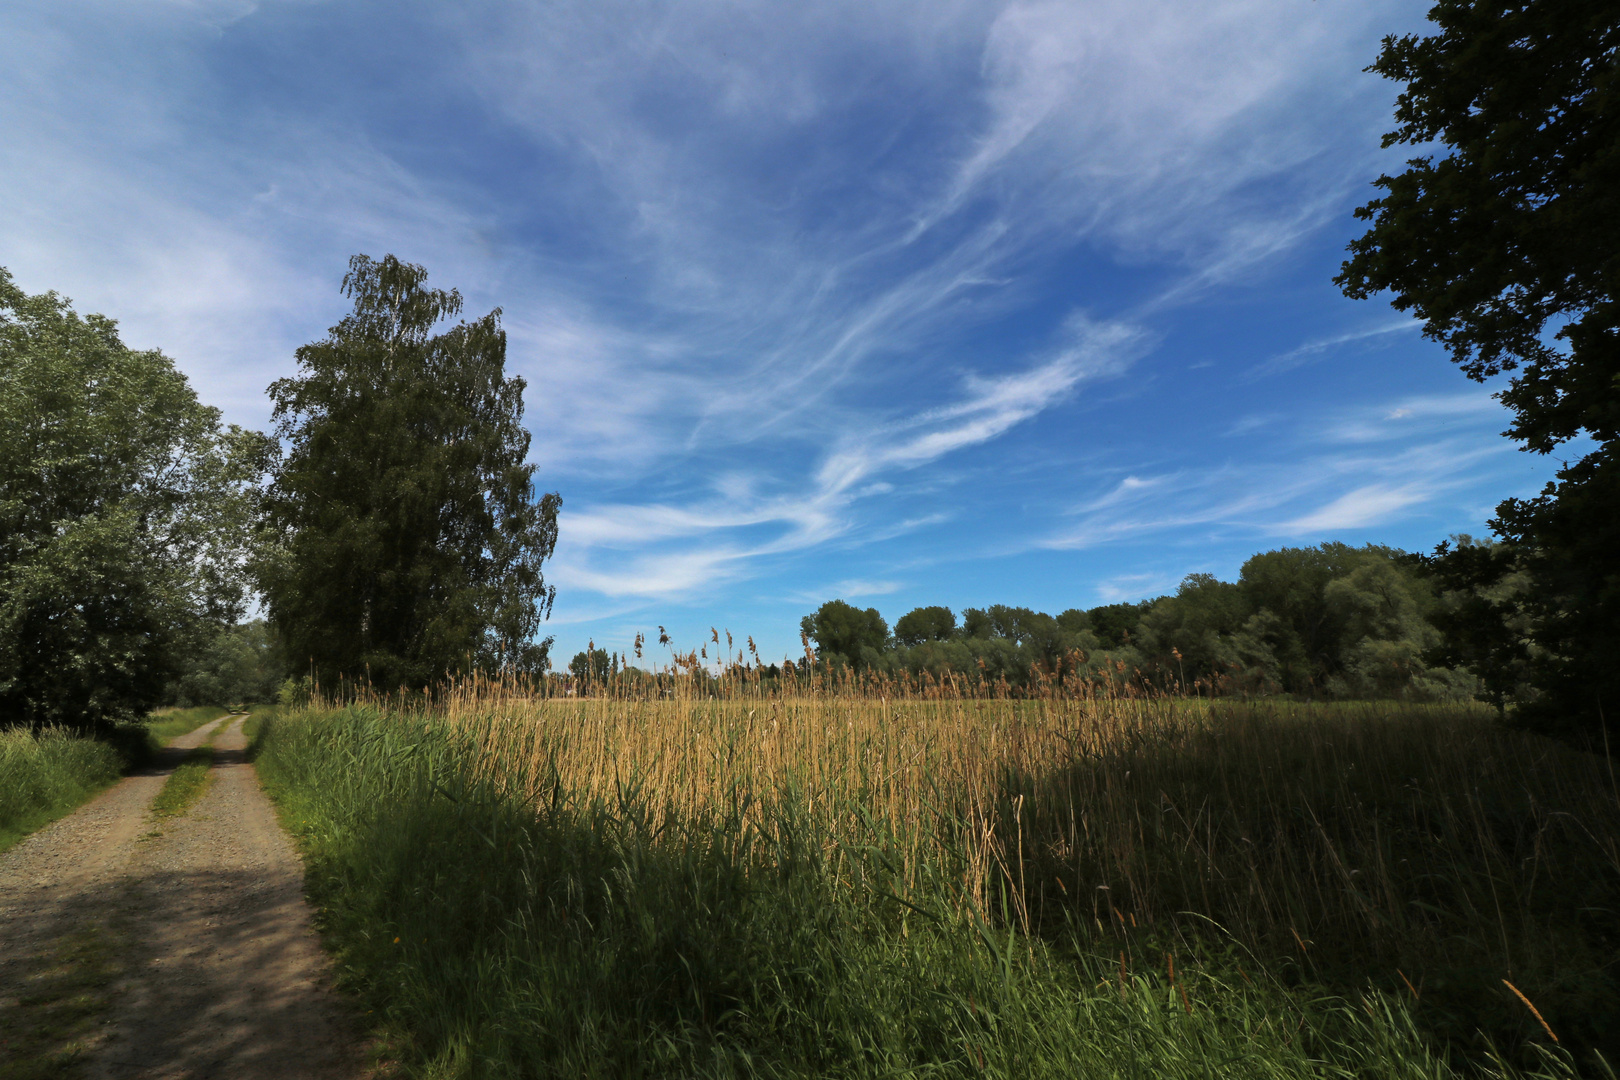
255 696 1613 1080
148 717 234 821
147 746 216 820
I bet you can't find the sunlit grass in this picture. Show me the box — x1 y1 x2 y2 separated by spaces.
149 745 217 820
0 728 125 855
240 704 276 747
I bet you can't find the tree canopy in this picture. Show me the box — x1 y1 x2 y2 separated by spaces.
893 605 955 647
0 268 265 731
1337 0 1619 736
258 255 561 689
1335 0 1617 453
801 600 889 669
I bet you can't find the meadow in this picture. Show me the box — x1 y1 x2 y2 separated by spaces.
254 677 1619 1078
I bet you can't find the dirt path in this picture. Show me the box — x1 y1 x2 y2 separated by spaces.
0 716 363 1079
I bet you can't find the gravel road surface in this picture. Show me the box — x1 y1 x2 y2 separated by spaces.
0 715 363 1079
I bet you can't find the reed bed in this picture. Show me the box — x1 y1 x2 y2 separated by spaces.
258 678 1620 1077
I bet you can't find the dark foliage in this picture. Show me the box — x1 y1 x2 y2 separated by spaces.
1086 601 1150 648
259 255 561 690
1338 0 1620 736
1492 448 1620 737
893 605 955 646
165 620 285 708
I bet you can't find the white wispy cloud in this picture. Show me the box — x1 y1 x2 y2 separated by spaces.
1040 388 1520 552
815 313 1144 496
1280 484 1431 532
551 310 1144 600
1325 391 1501 442
1095 572 1178 604
426 0 1415 480
806 579 905 601
1246 317 1421 379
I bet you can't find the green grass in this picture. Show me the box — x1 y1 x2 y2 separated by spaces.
1000 699 1620 1060
0 728 124 856
148 742 216 820
142 708 231 822
256 703 1605 1080
143 706 228 747
240 704 276 750
0 707 229 856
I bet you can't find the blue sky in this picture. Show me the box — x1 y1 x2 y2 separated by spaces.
0 1 1561 668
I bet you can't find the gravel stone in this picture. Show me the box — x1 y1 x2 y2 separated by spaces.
0 715 364 1079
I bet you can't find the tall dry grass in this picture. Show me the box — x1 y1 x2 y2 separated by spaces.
400 675 1620 1054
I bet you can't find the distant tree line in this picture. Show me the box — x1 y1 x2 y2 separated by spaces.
800 541 1488 702
163 619 285 709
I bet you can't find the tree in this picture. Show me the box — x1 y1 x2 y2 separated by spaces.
0 268 265 731
894 605 956 646
1323 559 1467 701
1337 1 1619 735
1085 601 1152 648
1055 608 1091 636
982 605 1067 670
1135 574 1254 686
569 646 610 688
1490 456 1619 734
1418 538 1534 713
168 620 284 708
1238 544 1410 693
259 255 561 689
959 608 994 640
801 600 888 669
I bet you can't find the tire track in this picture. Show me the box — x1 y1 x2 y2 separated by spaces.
0 716 364 1079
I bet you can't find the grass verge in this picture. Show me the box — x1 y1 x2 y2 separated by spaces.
0 729 124 856
257 699 1608 1079
0 707 229 856
240 704 276 752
